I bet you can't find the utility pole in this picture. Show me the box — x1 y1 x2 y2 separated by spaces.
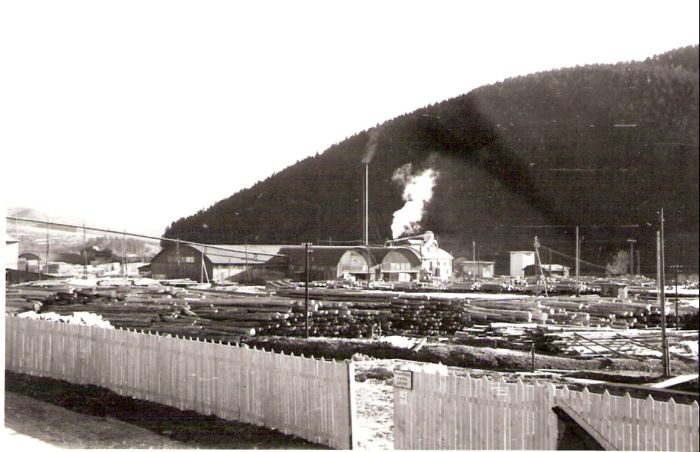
303 242 312 338
534 236 548 297
626 238 636 276
657 208 670 377
670 264 682 330
176 238 181 279
122 230 126 278
472 241 476 281
83 225 87 279
364 163 369 247
636 250 640 275
476 244 481 281
200 245 205 283
575 226 580 297
45 218 50 278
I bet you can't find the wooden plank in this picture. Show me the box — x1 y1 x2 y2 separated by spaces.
653 393 663 450
346 360 356 450
649 374 699 389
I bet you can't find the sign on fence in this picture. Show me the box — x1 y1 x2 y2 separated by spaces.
5 316 356 450
393 369 699 451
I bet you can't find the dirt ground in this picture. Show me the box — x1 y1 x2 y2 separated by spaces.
4 371 324 449
4 391 187 449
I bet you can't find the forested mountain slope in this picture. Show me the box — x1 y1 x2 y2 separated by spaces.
164 45 698 273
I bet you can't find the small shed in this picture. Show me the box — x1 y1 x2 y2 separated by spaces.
599 283 629 299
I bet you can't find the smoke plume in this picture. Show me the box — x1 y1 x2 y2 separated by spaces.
361 128 380 164
391 162 440 239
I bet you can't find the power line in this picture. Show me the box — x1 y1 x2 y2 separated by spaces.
538 245 609 271
6 216 285 258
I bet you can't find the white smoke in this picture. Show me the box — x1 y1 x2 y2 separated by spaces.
391 163 440 239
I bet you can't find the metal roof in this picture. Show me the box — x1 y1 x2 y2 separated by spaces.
186 244 286 265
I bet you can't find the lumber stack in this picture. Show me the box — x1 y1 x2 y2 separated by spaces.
454 323 699 361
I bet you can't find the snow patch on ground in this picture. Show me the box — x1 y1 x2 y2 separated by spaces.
17 311 113 328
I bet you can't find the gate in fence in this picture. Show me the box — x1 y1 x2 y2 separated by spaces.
5 316 356 450
393 368 699 451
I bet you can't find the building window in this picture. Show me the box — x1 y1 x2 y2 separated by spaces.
183 256 195 263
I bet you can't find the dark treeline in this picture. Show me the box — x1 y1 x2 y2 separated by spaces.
164 45 699 274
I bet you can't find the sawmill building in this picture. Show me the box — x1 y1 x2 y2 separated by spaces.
150 244 288 283
150 243 427 283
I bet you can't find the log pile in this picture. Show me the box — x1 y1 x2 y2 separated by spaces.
5 284 698 342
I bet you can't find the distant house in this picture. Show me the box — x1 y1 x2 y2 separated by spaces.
54 252 85 265
18 252 41 272
5 234 19 270
523 264 570 278
80 245 114 265
510 251 536 277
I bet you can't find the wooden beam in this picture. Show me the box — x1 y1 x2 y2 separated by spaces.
648 374 699 389
552 402 617 451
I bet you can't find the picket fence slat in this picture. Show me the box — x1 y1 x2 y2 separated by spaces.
5 316 354 450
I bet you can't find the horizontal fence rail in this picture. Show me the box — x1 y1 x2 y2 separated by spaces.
394 369 699 451
5 316 355 449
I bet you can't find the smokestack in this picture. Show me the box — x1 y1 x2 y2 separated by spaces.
362 129 380 245
361 128 380 165
365 163 369 246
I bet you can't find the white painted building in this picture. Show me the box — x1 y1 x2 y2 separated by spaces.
509 250 535 277
406 231 454 282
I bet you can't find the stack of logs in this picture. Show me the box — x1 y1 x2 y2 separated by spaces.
5 284 698 341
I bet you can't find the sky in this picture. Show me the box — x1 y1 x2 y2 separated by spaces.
2 0 698 237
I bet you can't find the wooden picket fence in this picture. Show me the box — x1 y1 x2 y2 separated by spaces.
394 369 699 450
4 316 356 450
556 384 699 451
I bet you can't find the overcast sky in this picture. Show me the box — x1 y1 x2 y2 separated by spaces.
2 0 698 236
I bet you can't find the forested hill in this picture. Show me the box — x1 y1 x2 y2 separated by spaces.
164 45 699 274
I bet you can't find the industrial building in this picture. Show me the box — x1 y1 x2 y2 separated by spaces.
509 251 536 277
149 240 437 284
386 231 454 282
149 244 288 283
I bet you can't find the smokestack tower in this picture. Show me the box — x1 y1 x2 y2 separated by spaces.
361 129 379 246
365 163 369 246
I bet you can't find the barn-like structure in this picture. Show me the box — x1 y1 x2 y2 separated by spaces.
149 244 288 283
